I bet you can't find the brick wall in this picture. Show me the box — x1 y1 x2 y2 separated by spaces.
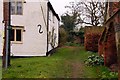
98 9 120 67
3 2 9 22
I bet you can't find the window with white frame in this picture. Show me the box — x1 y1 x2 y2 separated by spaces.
10 26 23 43
11 0 23 15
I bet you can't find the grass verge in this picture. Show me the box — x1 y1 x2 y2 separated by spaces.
2 45 118 79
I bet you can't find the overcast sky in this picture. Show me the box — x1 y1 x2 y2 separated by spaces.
49 0 108 16
49 0 75 16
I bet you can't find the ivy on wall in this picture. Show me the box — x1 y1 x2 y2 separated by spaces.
48 27 57 48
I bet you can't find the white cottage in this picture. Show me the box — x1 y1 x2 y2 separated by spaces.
1 0 60 56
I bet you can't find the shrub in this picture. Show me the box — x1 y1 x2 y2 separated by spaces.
99 71 118 79
71 30 84 44
84 54 104 66
59 27 68 46
65 42 80 46
84 26 104 52
84 33 101 52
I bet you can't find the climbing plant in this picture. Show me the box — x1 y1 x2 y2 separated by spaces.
48 27 57 48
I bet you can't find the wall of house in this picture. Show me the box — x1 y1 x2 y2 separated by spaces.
0 1 3 55
11 1 48 56
99 2 120 67
98 18 118 67
115 11 120 74
54 16 59 48
106 2 120 21
48 9 59 52
104 22 117 66
101 20 118 67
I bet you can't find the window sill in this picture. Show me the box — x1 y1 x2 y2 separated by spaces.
11 14 23 16
11 41 23 44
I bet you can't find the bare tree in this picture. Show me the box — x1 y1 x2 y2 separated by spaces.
65 0 106 26
65 2 82 26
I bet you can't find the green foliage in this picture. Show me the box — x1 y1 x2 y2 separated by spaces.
61 13 82 42
67 27 85 42
71 31 84 38
59 27 68 46
61 14 76 32
99 71 118 79
65 42 81 46
67 32 74 42
71 30 84 39
84 54 104 66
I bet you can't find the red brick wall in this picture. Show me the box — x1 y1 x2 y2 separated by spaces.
104 22 117 66
99 22 118 67
109 2 120 17
99 2 120 67
98 27 107 56
3 2 9 22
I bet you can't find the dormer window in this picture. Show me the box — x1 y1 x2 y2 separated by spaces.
11 0 23 15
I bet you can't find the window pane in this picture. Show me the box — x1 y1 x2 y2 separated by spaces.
49 11 51 20
16 29 21 41
17 1 22 15
11 1 15 14
10 29 14 41
53 15 54 23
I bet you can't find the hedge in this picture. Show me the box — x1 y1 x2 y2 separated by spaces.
84 33 102 52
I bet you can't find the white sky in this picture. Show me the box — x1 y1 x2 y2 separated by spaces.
49 0 75 16
49 0 110 16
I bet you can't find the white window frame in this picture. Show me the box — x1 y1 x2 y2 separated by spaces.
11 0 24 15
11 27 23 44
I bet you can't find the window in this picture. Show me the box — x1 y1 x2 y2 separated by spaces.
11 1 15 14
10 27 23 43
53 14 54 23
48 31 51 43
10 29 14 41
49 11 51 21
16 29 22 41
11 0 23 15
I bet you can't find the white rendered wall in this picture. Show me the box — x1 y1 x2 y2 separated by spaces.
11 1 48 56
54 16 59 48
48 10 59 52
